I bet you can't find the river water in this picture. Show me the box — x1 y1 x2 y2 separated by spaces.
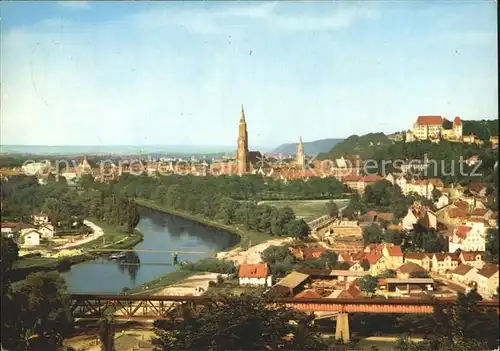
62 208 240 293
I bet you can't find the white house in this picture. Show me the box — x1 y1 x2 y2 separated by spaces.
475 264 499 298
39 224 55 238
448 223 487 253
22 229 41 246
1 222 18 237
238 263 273 287
452 264 478 285
32 212 49 226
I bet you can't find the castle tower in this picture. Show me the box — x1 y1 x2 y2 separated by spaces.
237 104 249 175
296 137 305 168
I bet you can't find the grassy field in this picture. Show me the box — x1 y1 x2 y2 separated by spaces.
136 198 273 249
257 199 349 222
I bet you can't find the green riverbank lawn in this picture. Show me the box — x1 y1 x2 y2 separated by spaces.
257 199 349 222
136 198 272 248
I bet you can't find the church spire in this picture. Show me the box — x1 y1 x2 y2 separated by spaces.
240 104 246 123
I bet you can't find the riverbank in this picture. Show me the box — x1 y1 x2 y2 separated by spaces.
132 199 295 295
136 198 273 249
10 219 144 282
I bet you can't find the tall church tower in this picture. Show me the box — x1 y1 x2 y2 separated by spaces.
237 105 249 175
296 137 305 168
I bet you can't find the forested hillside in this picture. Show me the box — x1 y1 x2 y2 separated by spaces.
462 119 498 140
317 133 391 160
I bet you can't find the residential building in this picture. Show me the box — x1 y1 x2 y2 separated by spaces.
431 253 460 274
448 224 486 252
402 202 438 231
459 251 485 269
475 264 499 298
404 252 432 271
1 222 19 236
452 264 477 285
38 224 55 239
406 180 434 199
238 264 272 287
21 229 40 246
32 212 49 226
396 262 427 279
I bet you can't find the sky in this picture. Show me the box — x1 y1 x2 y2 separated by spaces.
1 1 497 148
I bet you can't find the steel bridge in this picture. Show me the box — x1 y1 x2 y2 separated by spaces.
70 294 500 321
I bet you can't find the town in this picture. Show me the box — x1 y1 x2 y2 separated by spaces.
1 1 498 351
1 106 499 350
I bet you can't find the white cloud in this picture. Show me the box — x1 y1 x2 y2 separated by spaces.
57 1 90 10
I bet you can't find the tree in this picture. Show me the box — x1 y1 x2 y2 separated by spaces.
362 224 384 244
485 228 499 264
3 272 73 350
100 314 116 351
1 237 19 279
431 187 442 202
152 294 327 350
358 275 378 295
377 270 396 279
285 219 310 239
325 200 339 218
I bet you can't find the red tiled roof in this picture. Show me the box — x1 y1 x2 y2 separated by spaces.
238 264 270 278
360 175 381 183
339 253 352 262
397 262 426 274
385 245 403 257
342 174 361 182
477 263 499 279
295 289 322 299
453 264 474 276
1 222 20 229
453 116 462 125
448 207 469 219
363 251 383 265
455 226 472 239
434 253 460 261
470 208 489 217
460 251 483 262
338 285 362 299
405 252 429 260
416 115 443 125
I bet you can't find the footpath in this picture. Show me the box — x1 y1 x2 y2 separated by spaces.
54 220 104 250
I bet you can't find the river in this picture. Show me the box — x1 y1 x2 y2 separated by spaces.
61 207 240 293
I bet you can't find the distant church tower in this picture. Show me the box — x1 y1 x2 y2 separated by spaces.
237 105 249 175
296 137 305 168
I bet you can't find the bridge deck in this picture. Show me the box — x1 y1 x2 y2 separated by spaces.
70 294 500 320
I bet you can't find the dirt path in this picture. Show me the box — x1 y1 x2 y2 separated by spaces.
153 272 225 296
216 237 293 265
54 220 104 250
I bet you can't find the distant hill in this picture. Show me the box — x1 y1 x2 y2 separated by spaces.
273 138 343 155
317 133 392 160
